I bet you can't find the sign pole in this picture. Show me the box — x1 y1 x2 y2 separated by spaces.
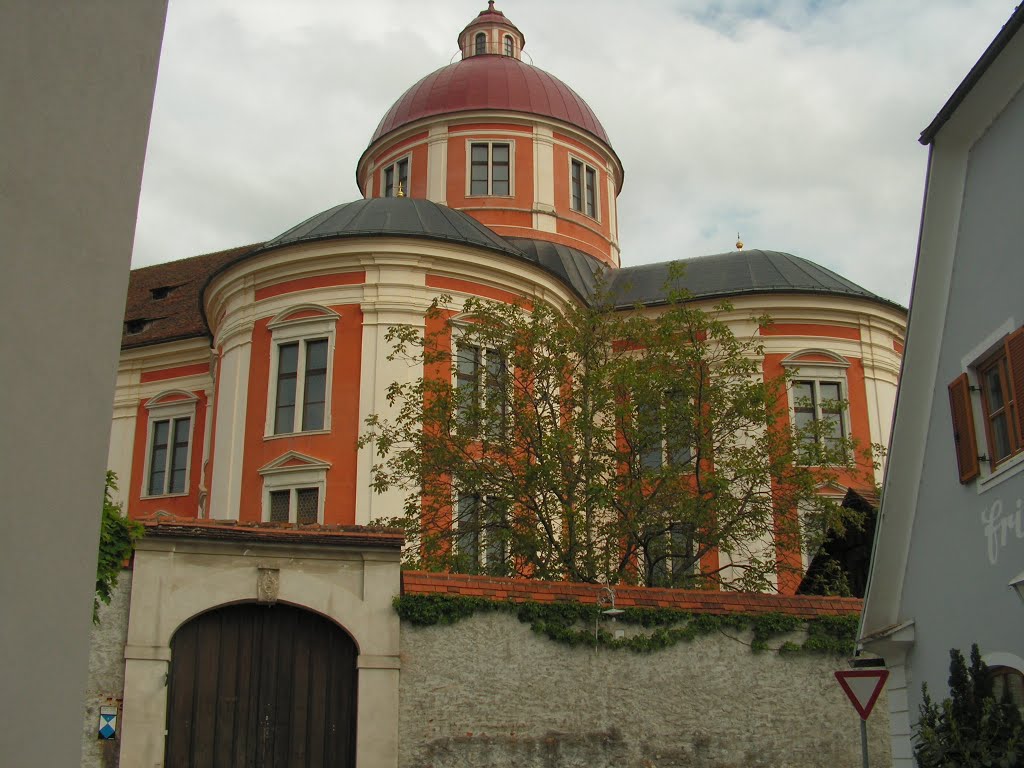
860 718 869 768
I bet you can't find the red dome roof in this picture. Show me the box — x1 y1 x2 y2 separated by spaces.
369 55 611 146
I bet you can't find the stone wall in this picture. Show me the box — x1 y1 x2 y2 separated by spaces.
81 573 132 768
81 568 889 767
398 611 890 768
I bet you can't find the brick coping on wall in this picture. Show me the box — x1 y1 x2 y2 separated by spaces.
138 515 405 549
401 571 862 618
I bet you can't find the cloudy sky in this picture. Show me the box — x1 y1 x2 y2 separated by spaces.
132 0 1017 305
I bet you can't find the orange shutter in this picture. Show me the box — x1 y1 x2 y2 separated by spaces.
948 373 979 483
1005 328 1024 447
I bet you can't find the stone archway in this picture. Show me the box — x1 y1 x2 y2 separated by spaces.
164 603 357 767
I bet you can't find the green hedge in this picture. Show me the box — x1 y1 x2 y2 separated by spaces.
394 593 858 656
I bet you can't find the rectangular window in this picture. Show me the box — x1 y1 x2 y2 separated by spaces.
383 157 409 197
793 379 846 453
469 142 511 196
646 522 696 588
147 416 191 496
569 158 599 219
979 345 1020 466
268 487 320 524
455 342 506 433
274 338 328 434
456 493 508 575
637 392 693 471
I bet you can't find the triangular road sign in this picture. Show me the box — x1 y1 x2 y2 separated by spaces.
834 669 889 720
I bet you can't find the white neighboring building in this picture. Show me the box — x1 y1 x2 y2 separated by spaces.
860 5 1024 766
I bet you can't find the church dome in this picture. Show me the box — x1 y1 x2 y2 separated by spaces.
256 197 523 258
369 55 611 146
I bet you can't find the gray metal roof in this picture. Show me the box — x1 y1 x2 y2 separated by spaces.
608 249 902 310
504 237 605 299
256 197 524 259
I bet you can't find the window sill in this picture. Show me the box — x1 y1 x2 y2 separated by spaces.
569 208 601 223
264 429 331 441
465 194 514 200
977 450 1024 494
141 491 190 500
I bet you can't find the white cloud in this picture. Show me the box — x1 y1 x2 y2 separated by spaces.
132 0 1018 304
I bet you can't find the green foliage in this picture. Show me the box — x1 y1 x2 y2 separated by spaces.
913 644 1024 767
95 472 143 624
361 273 871 589
393 593 857 656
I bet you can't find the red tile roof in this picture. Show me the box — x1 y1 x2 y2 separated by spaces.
122 244 258 349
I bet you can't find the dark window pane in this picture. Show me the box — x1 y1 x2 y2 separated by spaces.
792 380 814 405
456 494 480 571
302 339 328 431
992 413 1013 461
168 417 191 494
305 338 328 369
794 409 816 431
504 36 513 56
638 402 663 470
571 160 582 211
475 32 486 54
274 343 299 434
471 144 488 162
302 401 324 432
492 144 509 162
270 490 290 522
492 179 509 196
397 158 408 191
278 342 298 375
384 166 394 197
296 488 319 525
492 164 509 182
148 419 170 495
819 382 841 402
986 366 1006 410
585 167 596 217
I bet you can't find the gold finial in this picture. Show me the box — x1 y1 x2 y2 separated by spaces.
396 181 405 198
736 232 744 250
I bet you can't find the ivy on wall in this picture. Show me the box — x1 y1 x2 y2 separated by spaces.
394 593 858 656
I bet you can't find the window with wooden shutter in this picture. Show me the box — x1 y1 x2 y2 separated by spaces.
1006 327 1024 449
948 373 980 483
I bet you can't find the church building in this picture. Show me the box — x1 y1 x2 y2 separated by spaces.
92 5 906 765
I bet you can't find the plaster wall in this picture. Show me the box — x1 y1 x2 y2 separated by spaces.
0 3 166 765
399 612 890 768
898 83 1024 724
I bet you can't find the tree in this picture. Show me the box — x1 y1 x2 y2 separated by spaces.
94 471 143 623
361 275 869 589
914 644 1023 767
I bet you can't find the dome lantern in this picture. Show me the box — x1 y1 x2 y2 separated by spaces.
458 1 525 60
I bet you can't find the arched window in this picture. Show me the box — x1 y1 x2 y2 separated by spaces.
475 32 487 55
992 666 1024 717
504 35 514 56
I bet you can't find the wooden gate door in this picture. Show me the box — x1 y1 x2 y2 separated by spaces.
165 603 357 768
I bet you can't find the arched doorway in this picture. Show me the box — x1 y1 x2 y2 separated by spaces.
164 602 357 767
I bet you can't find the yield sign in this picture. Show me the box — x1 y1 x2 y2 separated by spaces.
834 669 889 720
